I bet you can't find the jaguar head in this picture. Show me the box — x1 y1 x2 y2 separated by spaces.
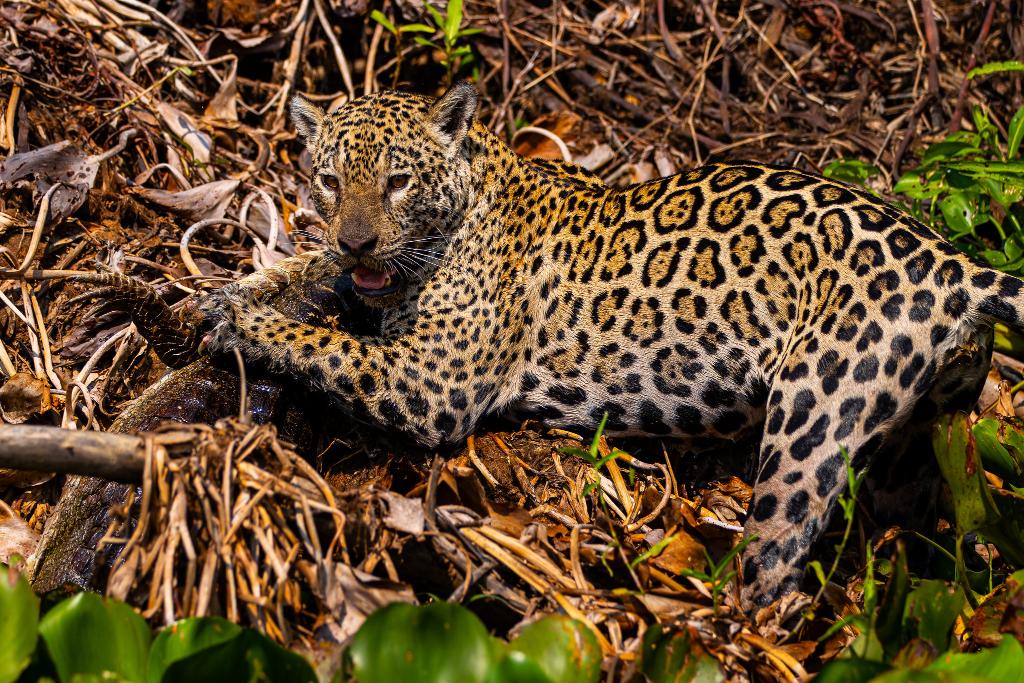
290 82 479 304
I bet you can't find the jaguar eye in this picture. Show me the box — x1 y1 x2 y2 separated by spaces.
320 174 339 190
388 174 411 191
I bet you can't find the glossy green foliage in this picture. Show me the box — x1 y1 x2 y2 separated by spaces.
934 414 1024 568
0 568 38 683
894 104 1024 273
341 602 603 683
507 616 602 683
818 638 1024 683
630 625 723 683
37 593 151 683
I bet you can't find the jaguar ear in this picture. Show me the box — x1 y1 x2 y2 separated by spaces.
427 80 479 153
290 95 325 144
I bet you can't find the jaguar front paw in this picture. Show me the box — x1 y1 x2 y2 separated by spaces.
198 286 271 355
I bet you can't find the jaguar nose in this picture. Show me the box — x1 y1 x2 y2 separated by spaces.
338 235 378 256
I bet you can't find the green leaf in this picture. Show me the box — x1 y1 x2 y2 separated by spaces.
1009 107 1024 160
894 171 945 201
413 36 441 49
399 23 436 33
807 559 827 588
484 652 554 683
0 567 39 683
148 617 241 683
973 418 1024 483
630 534 677 570
813 658 890 683
902 581 963 651
984 487 1024 567
922 141 983 166
37 593 150 683
938 192 979 234
635 625 724 683
872 670 996 682
875 544 912 660
994 322 1024 358
457 27 485 38
344 602 500 683
425 3 446 30
507 616 601 683
155 626 316 683
823 159 881 188
982 250 1008 268
968 60 1024 80
445 0 464 42
943 160 1024 176
926 637 1024 683
369 10 397 35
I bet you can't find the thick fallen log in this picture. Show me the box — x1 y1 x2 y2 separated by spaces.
0 426 146 482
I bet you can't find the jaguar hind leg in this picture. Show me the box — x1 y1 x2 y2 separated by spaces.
740 322 994 611
866 324 993 540
740 342 935 609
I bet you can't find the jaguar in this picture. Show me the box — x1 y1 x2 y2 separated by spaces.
203 81 1024 610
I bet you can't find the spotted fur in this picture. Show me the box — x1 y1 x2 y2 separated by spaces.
203 83 1024 610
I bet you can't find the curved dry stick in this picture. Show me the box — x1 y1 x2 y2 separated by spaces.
0 184 60 277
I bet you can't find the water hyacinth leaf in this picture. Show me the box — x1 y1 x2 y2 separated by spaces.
893 171 945 200
156 627 316 683
37 592 150 683
147 617 242 683
635 624 724 683
1004 236 1024 264
902 581 963 652
484 652 555 683
507 616 601 683
0 567 38 683
344 602 500 683
891 638 940 671
813 658 890 683
926 637 1024 683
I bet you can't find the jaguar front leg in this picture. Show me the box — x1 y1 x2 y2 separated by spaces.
204 296 513 447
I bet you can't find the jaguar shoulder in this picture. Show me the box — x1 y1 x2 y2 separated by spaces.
203 82 1024 609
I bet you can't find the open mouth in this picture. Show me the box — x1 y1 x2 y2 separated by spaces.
351 264 403 297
